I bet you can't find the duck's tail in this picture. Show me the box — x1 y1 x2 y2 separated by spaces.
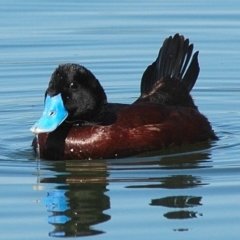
140 33 199 93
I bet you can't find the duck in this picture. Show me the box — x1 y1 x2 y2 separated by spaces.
30 33 217 160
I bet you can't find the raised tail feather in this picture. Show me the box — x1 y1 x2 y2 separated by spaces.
140 33 200 96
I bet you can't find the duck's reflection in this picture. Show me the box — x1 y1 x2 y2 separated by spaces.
126 150 211 226
150 195 202 220
127 174 204 221
36 146 212 237
150 195 202 208
39 162 110 237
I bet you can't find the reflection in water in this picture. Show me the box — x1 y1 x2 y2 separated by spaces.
38 161 110 237
126 175 205 189
164 210 200 219
150 196 202 220
137 142 213 169
150 196 202 208
35 148 212 237
127 174 205 221
125 150 210 228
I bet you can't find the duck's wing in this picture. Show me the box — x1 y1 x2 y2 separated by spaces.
140 33 199 97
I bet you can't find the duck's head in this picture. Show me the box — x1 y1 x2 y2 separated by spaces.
30 64 107 134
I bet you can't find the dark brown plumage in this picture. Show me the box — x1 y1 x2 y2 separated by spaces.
31 34 217 160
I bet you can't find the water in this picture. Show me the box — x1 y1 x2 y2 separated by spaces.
1 0 240 239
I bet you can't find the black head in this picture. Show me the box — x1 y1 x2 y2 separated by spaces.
47 63 107 124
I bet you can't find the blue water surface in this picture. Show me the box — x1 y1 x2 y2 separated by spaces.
0 0 240 239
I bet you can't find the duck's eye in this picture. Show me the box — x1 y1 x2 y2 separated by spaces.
70 81 78 90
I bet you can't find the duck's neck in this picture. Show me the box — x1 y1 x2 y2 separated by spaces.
65 100 108 126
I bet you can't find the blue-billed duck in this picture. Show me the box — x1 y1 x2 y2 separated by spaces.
30 33 217 160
